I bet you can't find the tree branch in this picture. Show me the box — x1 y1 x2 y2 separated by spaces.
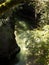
0 0 30 15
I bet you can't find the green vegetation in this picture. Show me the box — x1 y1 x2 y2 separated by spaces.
0 0 49 65
15 0 49 65
15 21 49 65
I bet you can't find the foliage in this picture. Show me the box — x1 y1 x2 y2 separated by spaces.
35 0 49 28
0 0 49 65
14 1 49 65
15 20 49 65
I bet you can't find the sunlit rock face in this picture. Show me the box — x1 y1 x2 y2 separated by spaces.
0 17 20 61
